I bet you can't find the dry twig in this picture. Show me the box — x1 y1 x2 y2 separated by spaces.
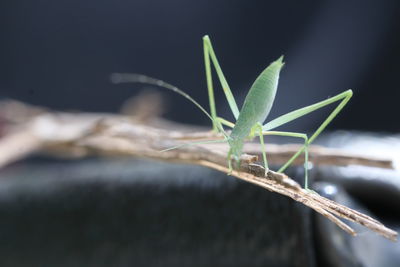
0 99 397 241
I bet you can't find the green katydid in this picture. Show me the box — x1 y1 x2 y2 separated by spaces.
112 35 353 190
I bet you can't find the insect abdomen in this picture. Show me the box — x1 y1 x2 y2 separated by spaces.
231 56 284 140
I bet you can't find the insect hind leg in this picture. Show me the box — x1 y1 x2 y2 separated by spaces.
261 89 353 188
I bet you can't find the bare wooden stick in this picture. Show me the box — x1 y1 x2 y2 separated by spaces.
0 99 393 169
0 99 397 241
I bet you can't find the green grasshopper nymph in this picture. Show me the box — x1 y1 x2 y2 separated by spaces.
112 35 353 190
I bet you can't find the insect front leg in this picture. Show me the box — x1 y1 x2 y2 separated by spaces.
203 35 240 131
215 117 235 128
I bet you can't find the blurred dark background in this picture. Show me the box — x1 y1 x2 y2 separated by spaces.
1 0 399 132
1 1 400 266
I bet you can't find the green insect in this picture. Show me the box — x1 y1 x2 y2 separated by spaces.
112 35 353 190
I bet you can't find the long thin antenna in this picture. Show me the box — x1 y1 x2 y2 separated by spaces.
160 139 228 152
111 73 228 138
111 73 213 120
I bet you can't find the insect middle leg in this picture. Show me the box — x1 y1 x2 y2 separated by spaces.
256 123 269 171
257 130 310 189
216 117 310 188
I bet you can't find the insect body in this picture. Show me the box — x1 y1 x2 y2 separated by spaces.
112 35 353 190
227 56 283 168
